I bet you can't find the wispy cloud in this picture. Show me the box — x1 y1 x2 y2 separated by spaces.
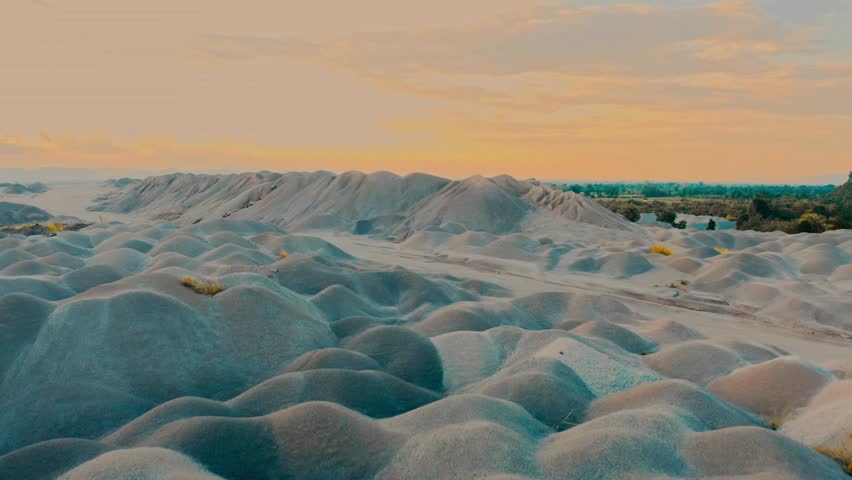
2 0 850 180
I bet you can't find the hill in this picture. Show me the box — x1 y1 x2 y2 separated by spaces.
0 202 51 225
824 172 851 205
90 171 637 236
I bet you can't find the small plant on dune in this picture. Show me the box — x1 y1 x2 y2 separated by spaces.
181 277 224 295
279 249 288 259
679 279 690 286
713 247 730 254
47 222 65 233
551 409 578 432
668 282 678 288
766 418 782 431
650 245 673 256
815 436 852 476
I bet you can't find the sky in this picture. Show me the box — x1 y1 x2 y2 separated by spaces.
1 0 851 182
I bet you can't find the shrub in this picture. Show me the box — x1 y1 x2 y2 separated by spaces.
706 218 716 230
798 212 827 233
47 222 65 233
815 438 852 476
763 219 799 234
619 204 641 222
713 247 730 254
658 210 677 225
674 220 687 229
279 249 288 259
181 277 224 295
751 195 772 218
650 245 673 256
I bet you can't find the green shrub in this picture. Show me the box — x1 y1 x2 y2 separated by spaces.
619 204 640 222
798 212 827 233
658 210 677 225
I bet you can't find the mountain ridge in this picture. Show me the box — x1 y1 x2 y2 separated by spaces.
90 170 637 236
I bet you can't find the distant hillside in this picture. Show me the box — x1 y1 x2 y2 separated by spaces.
91 171 636 235
106 177 141 188
0 182 48 195
824 172 851 204
0 202 51 225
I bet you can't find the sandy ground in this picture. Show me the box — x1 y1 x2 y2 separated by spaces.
317 232 852 363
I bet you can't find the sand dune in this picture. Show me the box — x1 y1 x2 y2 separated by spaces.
90 171 638 235
0 201 52 225
0 172 850 479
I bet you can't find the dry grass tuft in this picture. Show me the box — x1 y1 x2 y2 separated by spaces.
650 245 673 256
815 439 852 476
181 277 224 295
47 222 65 233
713 246 731 254
279 249 288 259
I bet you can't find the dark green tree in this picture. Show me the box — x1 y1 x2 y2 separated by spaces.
619 204 641 222
658 210 677 225
797 212 827 233
751 195 772 218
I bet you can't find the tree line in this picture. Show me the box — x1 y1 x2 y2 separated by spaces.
592 173 850 234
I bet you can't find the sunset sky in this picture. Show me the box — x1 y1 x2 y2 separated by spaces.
2 0 851 182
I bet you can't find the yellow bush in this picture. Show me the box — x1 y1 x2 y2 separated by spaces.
181 277 224 295
815 440 852 475
279 249 288 259
47 222 65 233
714 247 730 254
650 245 673 256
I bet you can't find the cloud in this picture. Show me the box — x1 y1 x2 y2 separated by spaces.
754 0 851 25
2 0 851 180
191 2 793 77
185 0 814 115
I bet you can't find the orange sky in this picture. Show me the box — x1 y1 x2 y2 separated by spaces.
1 0 851 181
